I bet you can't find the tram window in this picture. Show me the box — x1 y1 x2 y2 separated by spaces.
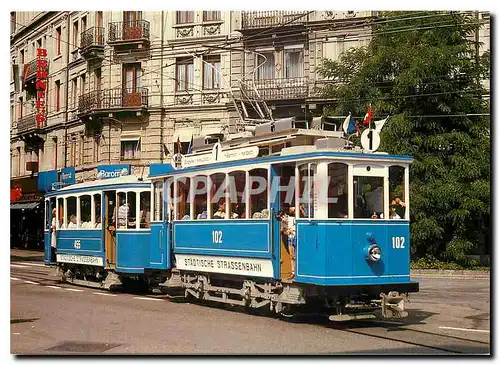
139 191 151 228
79 195 92 228
153 181 164 221
353 176 384 219
389 165 406 220
116 192 127 228
66 197 77 228
210 173 226 219
175 177 191 220
127 192 137 228
298 164 316 218
228 171 246 219
93 194 101 228
328 163 348 219
280 164 296 210
193 175 208 219
45 200 50 230
49 197 56 230
167 178 174 221
249 168 268 219
57 197 64 228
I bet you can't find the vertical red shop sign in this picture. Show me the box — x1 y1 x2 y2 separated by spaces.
35 48 48 128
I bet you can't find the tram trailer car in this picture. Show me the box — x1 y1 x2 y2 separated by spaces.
45 134 419 320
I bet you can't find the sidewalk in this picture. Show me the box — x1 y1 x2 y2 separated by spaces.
11 248 45 262
411 269 490 278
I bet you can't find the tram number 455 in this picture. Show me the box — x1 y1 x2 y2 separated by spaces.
212 230 223 244
392 237 405 249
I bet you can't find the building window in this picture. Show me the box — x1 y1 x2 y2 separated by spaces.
176 58 194 91
95 68 102 91
78 136 84 166
72 78 77 109
96 11 103 28
20 49 24 65
80 74 86 96
284 47 304 78
176 11 194 24
55 80 61 112
203 11 220 22
203 56 220 89
121 139 140 160
124 11 141 24
11 105 14 126
81 16 87 34
56 26 61 56
73 21 79 50
11 12 16 34
70 136 77 167
257 52 275 80
123 64 141 93
18 97 23 120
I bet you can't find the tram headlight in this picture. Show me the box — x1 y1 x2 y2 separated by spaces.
367 244 382 262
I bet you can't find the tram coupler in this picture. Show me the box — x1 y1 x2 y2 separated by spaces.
379 291 408 319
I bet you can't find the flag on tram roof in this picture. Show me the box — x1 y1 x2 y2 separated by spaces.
176 137 182 154
363 106 374 126
187 135 193 154
374 116 389 134
342 113 352 134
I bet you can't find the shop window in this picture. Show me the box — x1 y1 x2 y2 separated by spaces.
66 196 77 228
79 195 92 228
153 181 164 222
298 164 316 218
193 176 208 219
328 163 348 218
94 193 101 228
139 191 151 228
249 168 268 219
353 176 384 219
389 165 406 220
228 171 246 218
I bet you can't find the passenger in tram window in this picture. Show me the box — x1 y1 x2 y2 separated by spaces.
140 203 151 228
68 215 77 228
51 209 57 259
181 214 190 220
197 210 207 219
298 203 307 218
213 200 226 219
365 181 383 218
95 215 102 228
118 201 130 228
389 198 405 219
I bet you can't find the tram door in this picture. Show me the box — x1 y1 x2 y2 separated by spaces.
44 198 57 265
104 190 117 268
278 164 295 280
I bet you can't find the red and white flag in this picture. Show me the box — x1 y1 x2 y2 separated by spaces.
363 107 374 126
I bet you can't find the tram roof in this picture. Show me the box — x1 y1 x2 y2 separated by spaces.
44 175 151 197
149 148 413 179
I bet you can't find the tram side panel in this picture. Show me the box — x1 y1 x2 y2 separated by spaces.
172 220 277 280
55 229 105 267
115 230 150 274
147 222 170 270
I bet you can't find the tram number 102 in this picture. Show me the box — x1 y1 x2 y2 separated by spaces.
392 237 405 249
212 230 223 244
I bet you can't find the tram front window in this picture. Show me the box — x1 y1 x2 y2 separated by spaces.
153 181 164 222
228 171 245 219
193 176 208 219
298 164 316 218
249 169 268 219
210 173 226 219
176 177 190 220
57 198 64 228
389 165 406 220
140 191 151 228
354 176 384 219
328 163 348 219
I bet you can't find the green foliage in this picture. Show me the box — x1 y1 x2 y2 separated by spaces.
410 257 490 270
317 11 490 265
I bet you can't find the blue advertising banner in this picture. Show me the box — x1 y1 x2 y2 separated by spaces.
61 167 76 186
38 170 59 192
96 164 131 179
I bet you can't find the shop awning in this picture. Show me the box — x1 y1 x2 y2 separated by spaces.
10 202 40 210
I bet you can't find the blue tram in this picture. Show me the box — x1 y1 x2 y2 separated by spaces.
45 128 418 320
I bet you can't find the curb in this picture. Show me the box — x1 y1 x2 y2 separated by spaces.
411 269 490 277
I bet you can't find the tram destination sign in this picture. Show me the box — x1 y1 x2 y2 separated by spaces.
56 254 104 267
175 145 259 169
175 254 274 278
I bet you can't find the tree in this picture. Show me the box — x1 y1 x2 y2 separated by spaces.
316 11 490 265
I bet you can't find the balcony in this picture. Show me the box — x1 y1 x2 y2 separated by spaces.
108 20 150 61
80 27 105 60
17 113 36 134
22 59 38 83
78 88 148 118
242 77 308 101
241 11 309 30
16 113 46 144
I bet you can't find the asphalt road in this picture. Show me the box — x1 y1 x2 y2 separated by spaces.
10 260 490 355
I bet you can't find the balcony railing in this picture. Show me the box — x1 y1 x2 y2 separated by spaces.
78 88 148 115
17 113 36 134
108 20 150 43
80 26 105 50
241 11 309 29
243 77 308 100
